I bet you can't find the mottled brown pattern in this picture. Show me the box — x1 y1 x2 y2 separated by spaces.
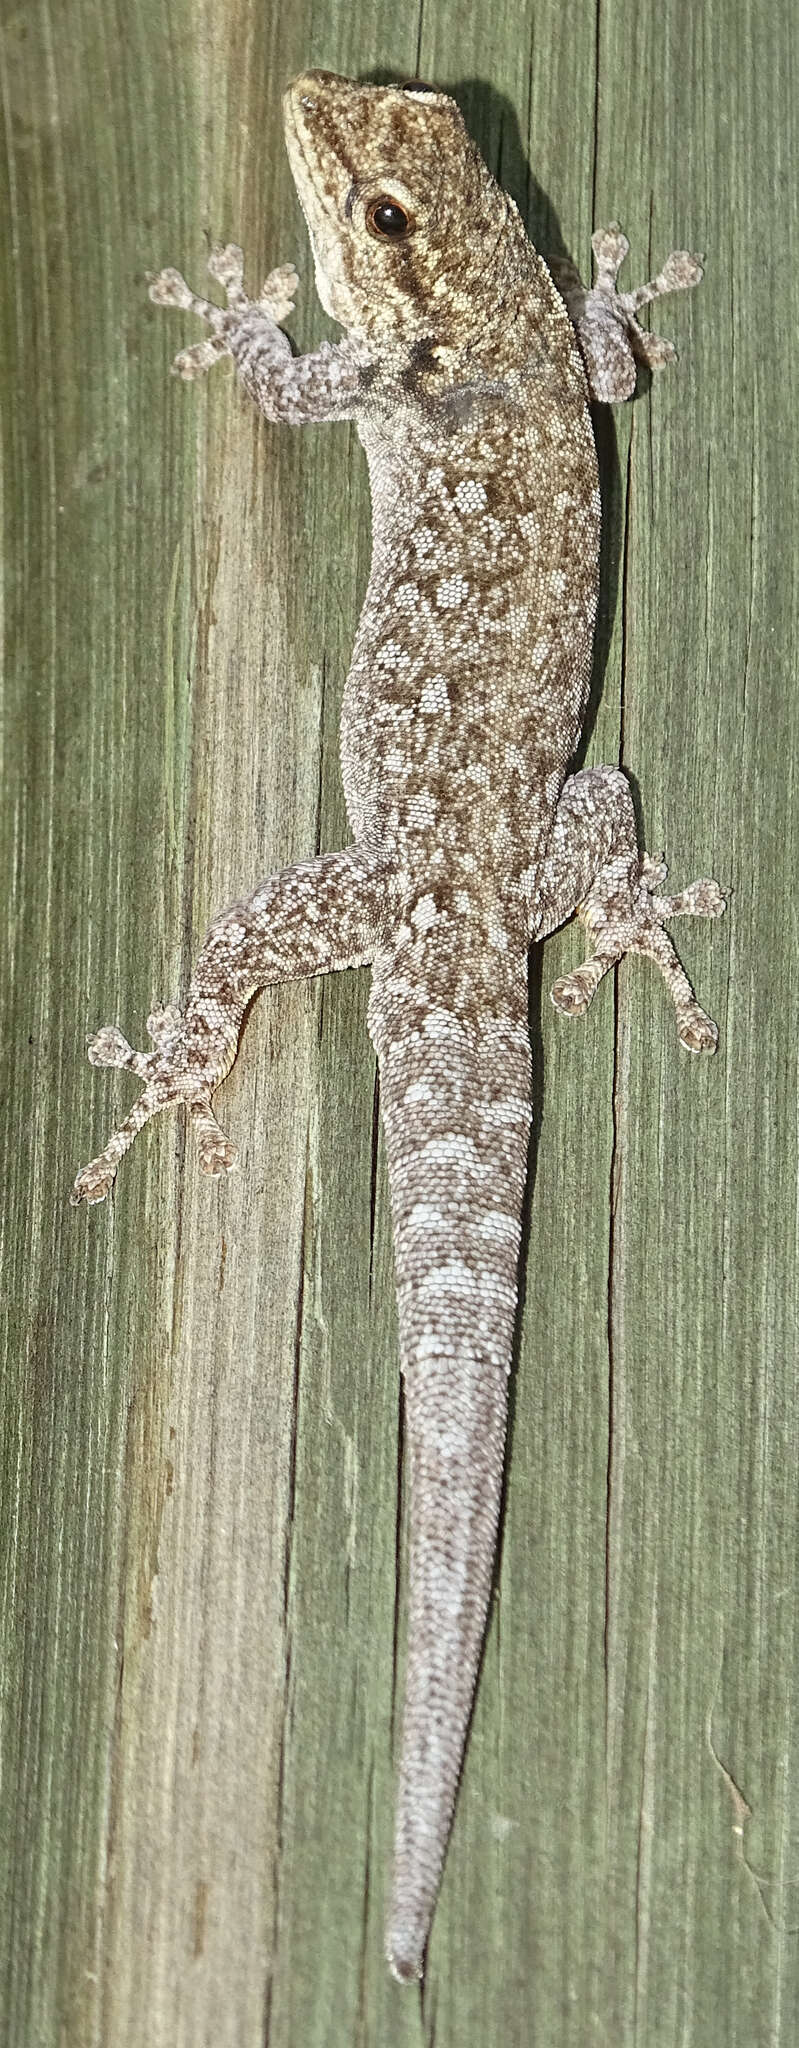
72 72 724 1981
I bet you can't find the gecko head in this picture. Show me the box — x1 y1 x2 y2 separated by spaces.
283 72 525 366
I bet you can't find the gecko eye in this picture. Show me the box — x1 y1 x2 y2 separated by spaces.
366 197 413 239
402 79 438 95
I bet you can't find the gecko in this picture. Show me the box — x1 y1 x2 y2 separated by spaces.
71 71 724 1982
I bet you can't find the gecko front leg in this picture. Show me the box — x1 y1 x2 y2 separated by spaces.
533 766 725 1050
71 847 383 1205
149 243 369 421
72 240 380 1209
551 228 703 403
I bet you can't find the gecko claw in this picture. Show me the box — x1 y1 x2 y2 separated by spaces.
70 1156 120 1206
147 266 203 311
650 877 725 921
172 337 230 380
207 242 246 296
256 263 300 324
86 1023 143 1071
550 969 594 1016
189 1101 239 1177
677 1006 719 1054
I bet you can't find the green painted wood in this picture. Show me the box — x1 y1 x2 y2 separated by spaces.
1 0 797 2042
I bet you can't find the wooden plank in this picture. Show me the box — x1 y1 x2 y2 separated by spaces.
1 0 797 2042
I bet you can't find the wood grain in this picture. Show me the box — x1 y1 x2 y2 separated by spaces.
1 0 797 2041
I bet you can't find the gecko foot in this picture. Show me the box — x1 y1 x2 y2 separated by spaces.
550 857 725 1051
148 247 299 380
552 227 703 404
70 1003 238 1206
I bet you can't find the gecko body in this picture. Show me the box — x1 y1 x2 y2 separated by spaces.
73 73 724 1981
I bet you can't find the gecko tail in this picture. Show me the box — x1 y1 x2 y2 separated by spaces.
369 955 531 1980
385 1353 510 1982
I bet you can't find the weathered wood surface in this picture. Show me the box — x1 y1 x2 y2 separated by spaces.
2 1 797 2041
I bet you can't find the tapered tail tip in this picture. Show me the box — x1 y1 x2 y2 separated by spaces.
386 1930 424 1984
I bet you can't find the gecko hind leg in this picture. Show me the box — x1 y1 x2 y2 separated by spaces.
71 846 381 1207
70 1003 238 1207
536 767 725 1052
552 856 725 1052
